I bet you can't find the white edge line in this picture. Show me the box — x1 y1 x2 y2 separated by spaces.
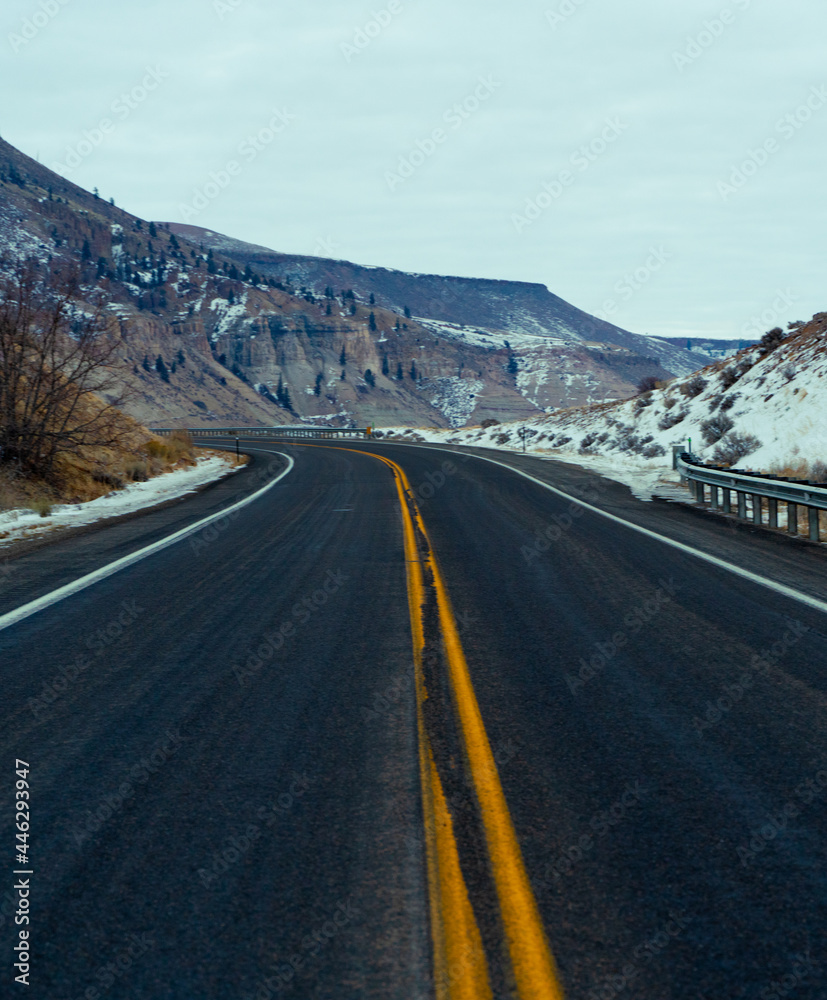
393 442 827 618
0 453 295 634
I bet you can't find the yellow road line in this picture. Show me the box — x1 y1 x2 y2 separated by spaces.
375 451 565 1000
295 443 565 998
428 538 565 1000
390 456 492 1000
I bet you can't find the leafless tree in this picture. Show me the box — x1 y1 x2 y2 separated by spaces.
0 259 129 479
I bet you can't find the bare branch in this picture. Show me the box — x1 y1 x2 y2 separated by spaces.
0 258 131 479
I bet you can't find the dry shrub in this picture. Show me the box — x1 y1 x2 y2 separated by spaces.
771 462 810 480
143 431 195 468
773 461 827 484
0 467 25 512
659 408 688 431
126 460 148 482
712 433 761 466
92 469 124 489
29 497 53 517
0 465 61 514
809 461 827 483
700 414 734 444
681 375 708 398
757 327 786 356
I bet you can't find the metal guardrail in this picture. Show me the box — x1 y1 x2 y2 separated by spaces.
672 448 827 542
151 426 371 440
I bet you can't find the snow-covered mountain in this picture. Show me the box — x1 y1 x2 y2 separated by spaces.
170 223 704 410
391 314 827 480
0 133 701 429
168 224 696 360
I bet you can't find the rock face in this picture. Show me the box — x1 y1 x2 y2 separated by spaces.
0 136 695 429
170 223 701 378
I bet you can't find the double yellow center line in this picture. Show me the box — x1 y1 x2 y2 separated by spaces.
364 450 565 1000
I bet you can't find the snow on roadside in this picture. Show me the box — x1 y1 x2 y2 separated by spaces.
380 313 827 501
0 455 242 549
383 424 686 501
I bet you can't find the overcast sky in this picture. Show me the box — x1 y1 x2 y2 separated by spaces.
2 0 825 339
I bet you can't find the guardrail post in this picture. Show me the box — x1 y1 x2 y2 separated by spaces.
737 492 747 519
788 502 798 535
752 494 763 525
722 488 732 513
809 507 821 542
768 497 779 529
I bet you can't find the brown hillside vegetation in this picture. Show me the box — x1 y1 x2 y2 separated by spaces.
0 259 215 512
0 418 201 515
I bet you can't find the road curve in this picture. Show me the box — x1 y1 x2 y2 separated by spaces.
1 440 825 999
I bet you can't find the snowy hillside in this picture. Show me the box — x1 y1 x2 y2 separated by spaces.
386 314 827 487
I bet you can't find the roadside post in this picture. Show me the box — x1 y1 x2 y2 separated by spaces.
518 427 528 452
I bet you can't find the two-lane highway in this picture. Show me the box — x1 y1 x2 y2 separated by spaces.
1 440 826 999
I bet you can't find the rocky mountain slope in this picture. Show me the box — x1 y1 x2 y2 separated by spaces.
0 141 284 427
169 224 701 366
400 314 827 477
0 135 697 429
171 222 702 410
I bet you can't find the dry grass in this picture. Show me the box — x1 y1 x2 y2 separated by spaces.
49 430 198 504
145 430 195 467
29 497 53 517
0 465 56 514
769 460 827 482
0 419 203 512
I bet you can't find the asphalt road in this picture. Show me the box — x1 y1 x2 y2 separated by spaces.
1 440 826 999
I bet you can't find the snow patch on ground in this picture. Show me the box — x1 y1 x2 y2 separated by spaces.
0 203 51 262
301 410 354 423
383 316 827 499
209 293 250 340
416 318 568 351
0 456 242 549
385 423 684 500
422 376 484 428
